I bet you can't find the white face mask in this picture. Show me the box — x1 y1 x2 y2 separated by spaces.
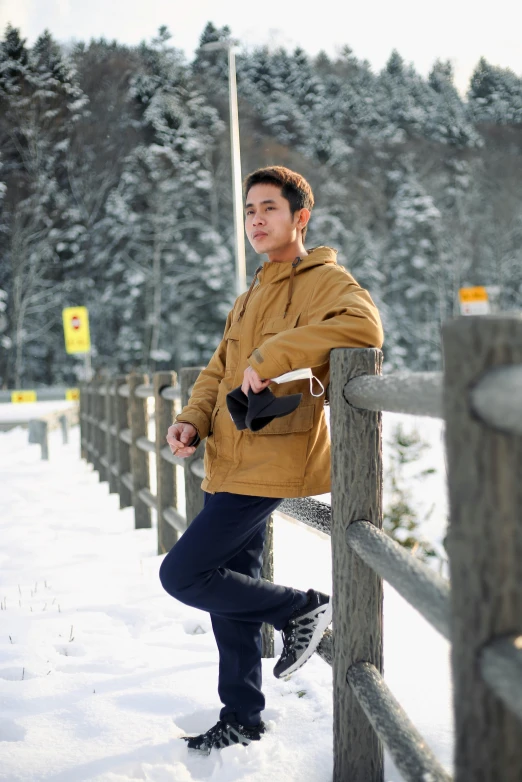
271 368 325 398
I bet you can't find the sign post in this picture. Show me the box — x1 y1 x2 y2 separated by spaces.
62 306 92 381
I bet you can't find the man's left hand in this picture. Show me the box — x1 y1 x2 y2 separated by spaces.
241 366 272 395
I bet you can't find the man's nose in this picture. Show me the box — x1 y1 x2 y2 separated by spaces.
252 212 265 225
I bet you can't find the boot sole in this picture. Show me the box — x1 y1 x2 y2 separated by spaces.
274 599 332 678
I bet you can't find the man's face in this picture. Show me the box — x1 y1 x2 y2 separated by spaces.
245 183 301 254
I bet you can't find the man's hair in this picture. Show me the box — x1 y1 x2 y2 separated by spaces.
243 166 314 240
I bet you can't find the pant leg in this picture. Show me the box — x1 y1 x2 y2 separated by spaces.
159 492 306 630
212 521 267 727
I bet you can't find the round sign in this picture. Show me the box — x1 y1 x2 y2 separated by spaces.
71 316 81 330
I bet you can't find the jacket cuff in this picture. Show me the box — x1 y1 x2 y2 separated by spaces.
248 347 286 380
175 410 209 441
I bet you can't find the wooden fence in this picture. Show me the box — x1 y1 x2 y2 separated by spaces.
79 314 522 782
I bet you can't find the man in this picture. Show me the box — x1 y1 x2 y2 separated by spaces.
160 166 383 754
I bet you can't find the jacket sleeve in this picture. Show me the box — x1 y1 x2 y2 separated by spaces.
175 310 232 440
247 267 383 379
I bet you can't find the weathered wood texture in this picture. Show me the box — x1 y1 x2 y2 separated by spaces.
180 368 205 525
317 627 333 666
330 347 384 782
346 520 450 640
115 375 132 509
443 315 522 782
261 514 274 658
127 373 151 529
278 497 332 535
481 635 522 724
471 365 522 436
347 662 452 782
344 370 442 418
154 371 179 555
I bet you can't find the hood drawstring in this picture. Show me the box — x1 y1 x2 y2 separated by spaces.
238 256 303 322
283 256 302 318
237 265 263 321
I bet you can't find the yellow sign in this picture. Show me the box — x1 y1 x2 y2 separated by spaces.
458 287 490 316
11 390 37 403
63 307 91 354
459 286 488 303
66 388 80 401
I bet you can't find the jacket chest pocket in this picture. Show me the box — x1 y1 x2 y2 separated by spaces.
224 322 241 376
260 314 300 339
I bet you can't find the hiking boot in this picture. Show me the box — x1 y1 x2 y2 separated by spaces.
273 589 332 679
181 718 265 754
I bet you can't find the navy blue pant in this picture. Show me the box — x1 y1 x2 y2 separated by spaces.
159 492 307 726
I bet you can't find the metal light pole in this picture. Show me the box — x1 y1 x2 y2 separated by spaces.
201 40 247 297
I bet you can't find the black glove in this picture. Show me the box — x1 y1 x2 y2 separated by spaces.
226 386 302 432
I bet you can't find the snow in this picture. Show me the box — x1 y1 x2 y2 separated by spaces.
0 407 453 781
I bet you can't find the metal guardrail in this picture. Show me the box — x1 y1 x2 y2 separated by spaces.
27 406 79 460
0 386 79 403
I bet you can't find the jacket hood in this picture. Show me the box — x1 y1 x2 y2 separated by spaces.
257 246 338 284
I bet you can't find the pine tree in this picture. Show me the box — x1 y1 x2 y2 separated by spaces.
96 31 233 372
426 60 481 147
384 165 444 370
468 57 522 124
0 27 87 385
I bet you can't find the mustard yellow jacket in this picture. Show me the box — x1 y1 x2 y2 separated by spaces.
176 246 383 498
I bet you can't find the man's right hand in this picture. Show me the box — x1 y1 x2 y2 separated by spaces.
166 422 198 458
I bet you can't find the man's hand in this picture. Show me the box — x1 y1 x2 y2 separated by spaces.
241 366 272 396
166 422 198 458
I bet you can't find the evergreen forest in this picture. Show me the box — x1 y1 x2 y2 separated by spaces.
1 21 521 388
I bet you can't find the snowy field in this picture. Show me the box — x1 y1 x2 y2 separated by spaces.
0 405 453 781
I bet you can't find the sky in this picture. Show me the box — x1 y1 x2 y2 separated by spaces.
0 0 521 94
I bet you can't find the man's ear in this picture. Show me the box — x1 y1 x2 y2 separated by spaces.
296 208 311 233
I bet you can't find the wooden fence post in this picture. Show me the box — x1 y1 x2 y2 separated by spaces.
91 379 102 477
261 515 275 658
154 370 179 554
180 367 205 525
79 383 87 460
330 347 384 782
85 383 93 465
97 382 108 483
110 380 120 492
443 315 522 782
115 374 132 509
127 372 151 529
105 379 118 495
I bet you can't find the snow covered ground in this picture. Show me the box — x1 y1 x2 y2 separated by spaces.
0 405 453 781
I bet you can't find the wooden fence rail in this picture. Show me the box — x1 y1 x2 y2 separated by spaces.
79 314 522 782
